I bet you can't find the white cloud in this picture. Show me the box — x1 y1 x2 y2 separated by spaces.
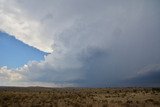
0 66 22 81
0 0 53 52
0 65 75 87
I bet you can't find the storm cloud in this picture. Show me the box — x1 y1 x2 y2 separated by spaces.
0 0 160 87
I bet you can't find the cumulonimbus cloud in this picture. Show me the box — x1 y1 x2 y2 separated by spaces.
0 0 160 87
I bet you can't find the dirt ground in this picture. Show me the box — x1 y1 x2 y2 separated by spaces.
0 87 159 107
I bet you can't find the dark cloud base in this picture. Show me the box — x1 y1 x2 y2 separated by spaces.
122 70 160 87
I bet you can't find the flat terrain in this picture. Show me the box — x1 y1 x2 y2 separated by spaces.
0 87 160 107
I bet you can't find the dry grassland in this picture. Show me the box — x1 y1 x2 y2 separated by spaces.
0 87 159 107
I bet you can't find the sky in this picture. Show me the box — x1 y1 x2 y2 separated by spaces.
0 0 160 87
0 32 47 69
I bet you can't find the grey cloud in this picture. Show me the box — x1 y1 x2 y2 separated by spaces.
124 64 160 87
0 0 160 87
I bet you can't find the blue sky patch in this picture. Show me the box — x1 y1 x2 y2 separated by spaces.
0 32 47 69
